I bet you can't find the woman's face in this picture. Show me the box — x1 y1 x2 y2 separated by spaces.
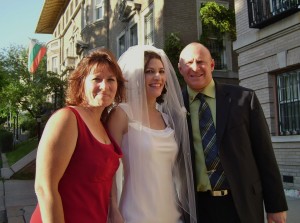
84 65 118 107
144 58 166 101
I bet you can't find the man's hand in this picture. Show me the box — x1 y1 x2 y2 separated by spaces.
266 211 287 223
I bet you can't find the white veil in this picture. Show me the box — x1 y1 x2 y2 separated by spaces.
117 45 197 222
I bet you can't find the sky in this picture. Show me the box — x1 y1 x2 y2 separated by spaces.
0 0 52 49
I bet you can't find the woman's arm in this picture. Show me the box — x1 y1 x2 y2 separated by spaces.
34 108 78 223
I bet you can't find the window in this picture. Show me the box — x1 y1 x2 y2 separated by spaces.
205 37 226 70
277 69 300 135
144 9 154 45
118 34 126 57
198 1 228 70
117 23 138 57
130 24 138 46
52 57 58 73
95 0 104 21
269 0 300 15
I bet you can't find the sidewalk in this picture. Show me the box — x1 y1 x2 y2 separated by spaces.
285 196 300 223
0 179 299 223
0 150 37 223
0 150 299 223
0 180 36 223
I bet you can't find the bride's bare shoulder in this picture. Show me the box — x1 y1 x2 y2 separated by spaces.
107 105 128 132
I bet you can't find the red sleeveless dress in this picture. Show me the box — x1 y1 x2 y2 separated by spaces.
30 107 122 223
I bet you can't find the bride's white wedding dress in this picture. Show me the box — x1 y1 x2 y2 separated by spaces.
118 105 182 223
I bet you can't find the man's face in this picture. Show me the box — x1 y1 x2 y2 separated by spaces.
178 44 214 92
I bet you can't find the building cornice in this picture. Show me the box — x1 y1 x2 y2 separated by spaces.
35 0 70 34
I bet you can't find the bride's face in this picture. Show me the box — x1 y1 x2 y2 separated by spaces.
144 58 166 101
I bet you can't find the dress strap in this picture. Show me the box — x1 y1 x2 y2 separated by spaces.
65 106 84 124
161 112 170 127
66 106 79 116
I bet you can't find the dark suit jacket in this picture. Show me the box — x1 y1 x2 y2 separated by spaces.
182 81 288 223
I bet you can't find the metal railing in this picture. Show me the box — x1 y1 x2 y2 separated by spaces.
248 0 300 28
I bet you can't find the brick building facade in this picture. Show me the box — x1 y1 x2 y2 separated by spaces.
234 0 300 189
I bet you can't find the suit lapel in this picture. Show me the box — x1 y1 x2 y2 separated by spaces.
215 83 231 149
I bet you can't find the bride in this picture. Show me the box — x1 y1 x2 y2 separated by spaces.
107 45 197 223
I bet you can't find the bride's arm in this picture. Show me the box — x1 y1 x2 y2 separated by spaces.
106 107 128 223
109 175 124 223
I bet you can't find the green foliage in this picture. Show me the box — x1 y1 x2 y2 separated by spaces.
0 117 6 125
164 32 184 87
20 116 37 138
0 129 13 153
0 45 66 122
200 2 236 41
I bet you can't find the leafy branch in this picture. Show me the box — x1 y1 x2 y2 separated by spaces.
200 1 236 41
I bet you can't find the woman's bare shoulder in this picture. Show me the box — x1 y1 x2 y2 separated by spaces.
46 107 77 129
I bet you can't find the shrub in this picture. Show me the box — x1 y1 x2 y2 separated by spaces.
164 32 184 87
20 118 37 138
0 129 13 152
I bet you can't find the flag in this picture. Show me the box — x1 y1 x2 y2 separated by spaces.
28 39 47 74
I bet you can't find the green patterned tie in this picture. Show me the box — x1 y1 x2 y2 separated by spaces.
197 93 228 190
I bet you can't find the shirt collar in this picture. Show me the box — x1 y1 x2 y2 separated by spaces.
188 79 216 103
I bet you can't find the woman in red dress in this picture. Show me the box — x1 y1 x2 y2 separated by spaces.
30 48 125 223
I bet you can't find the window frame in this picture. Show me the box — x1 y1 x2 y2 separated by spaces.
276 69 300 135
142 4 154 46
117 31 126 58
116 13 139 58
129 23 138 47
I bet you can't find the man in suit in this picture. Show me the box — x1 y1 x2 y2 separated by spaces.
178 42 288 223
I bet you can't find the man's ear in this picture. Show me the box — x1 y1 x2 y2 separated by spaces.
211 59 215 72
178 61 183 75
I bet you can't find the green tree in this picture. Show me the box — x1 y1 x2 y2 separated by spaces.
0 45 66 132
200 1 236 42
164 32 184 87
199 2 236 70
